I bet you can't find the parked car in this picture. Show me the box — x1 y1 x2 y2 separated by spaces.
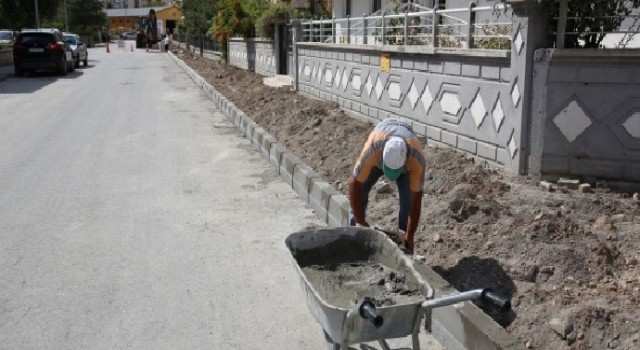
120 31 137 40
63 32 88 68
0 29 14 48
13 28 74 76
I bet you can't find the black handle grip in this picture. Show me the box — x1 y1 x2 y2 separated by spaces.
359 299 384 327
482 289 511 311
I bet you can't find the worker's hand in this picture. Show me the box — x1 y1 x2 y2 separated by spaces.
398 230 414 254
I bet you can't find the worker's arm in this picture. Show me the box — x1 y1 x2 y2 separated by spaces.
348 176 369 227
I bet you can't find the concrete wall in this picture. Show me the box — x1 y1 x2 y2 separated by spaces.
228 38 276 76
295 44 520 171
226 1 639 185
529 49 640 183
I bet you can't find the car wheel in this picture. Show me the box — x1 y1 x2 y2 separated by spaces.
68 58 75 73
58 57 68 76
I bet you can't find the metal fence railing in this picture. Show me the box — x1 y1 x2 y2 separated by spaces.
554 0 640 49
300 1 511 50
173 33 220 52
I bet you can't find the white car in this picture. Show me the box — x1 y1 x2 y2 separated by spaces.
121 31 138 40
63 32 88 68
0 29 14 48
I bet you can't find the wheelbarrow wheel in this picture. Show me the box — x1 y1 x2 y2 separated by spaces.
323 330 341 350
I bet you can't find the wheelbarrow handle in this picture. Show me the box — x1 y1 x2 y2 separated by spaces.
482 288 511 312
422 288 511 312
359 299 384 328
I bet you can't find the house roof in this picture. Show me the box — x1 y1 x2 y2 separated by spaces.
106 7 168 18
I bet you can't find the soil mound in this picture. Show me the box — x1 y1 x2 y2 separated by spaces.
173 46 640 350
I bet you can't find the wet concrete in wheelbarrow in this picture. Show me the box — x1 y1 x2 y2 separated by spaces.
302 262 425 309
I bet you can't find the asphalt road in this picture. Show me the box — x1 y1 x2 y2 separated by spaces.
0 45 444 350
0 46 328 349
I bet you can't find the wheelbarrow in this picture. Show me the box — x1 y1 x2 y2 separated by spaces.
285 227 511 350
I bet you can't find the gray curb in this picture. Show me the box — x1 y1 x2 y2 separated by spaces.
168 52 525 350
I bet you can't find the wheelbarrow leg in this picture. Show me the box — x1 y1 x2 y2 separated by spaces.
323 330 342 350
377 339 392 350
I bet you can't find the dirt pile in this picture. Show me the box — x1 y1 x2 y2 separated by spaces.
172 46 640 350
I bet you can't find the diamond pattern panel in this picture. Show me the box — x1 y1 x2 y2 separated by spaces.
421 86 433 113
470 92 487 128
408 82 420 109
508 133 518 159
365 75 373 97
553 100 593 143
341 69 349 91
511 81 521 108
622 112 640 138
375 77 384 100
492 99 505 132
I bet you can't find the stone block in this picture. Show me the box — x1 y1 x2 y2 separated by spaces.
261 134 277 160
252 127 265 148
477 142 498 161
557 178 580 190
279 152 303 187
327 194 350 227
458 136 477 154
292 164 322 204
309 179 340 223
441 130 458 147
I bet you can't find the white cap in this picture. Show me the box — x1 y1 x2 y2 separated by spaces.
383 137 407 170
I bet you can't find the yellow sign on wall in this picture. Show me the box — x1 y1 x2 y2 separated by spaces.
380 54 390 73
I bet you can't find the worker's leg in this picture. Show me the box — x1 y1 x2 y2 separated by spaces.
349 167 383 226
396 172 411 232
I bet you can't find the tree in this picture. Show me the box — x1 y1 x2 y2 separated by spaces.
67 0 107 37
181 0 217 56
0 0 59 31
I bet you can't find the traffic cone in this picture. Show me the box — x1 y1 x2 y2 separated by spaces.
106 41 110 53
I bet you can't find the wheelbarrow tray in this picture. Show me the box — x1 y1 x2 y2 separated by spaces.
285 227 434 345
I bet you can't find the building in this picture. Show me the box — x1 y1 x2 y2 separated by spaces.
103 0 175 9
106 4 181 36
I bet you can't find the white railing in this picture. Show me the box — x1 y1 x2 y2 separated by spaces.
300 2 511 50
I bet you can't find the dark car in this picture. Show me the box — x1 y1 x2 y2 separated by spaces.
12 28 75 76
63 32 88 68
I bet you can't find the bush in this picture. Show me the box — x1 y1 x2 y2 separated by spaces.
255 2 293 39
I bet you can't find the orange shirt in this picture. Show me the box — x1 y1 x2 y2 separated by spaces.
353 118 426 192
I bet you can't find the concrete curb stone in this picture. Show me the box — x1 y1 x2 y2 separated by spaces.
292 164 322 204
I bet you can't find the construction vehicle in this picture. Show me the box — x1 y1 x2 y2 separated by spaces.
135 9 159 49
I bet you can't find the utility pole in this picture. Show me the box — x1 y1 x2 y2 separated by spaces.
35 0 40 28
64 0 69 32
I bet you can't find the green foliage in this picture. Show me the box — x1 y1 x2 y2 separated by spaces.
255 1 294 39
182 0 216 36
0 0 59 30
67 0 107 36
